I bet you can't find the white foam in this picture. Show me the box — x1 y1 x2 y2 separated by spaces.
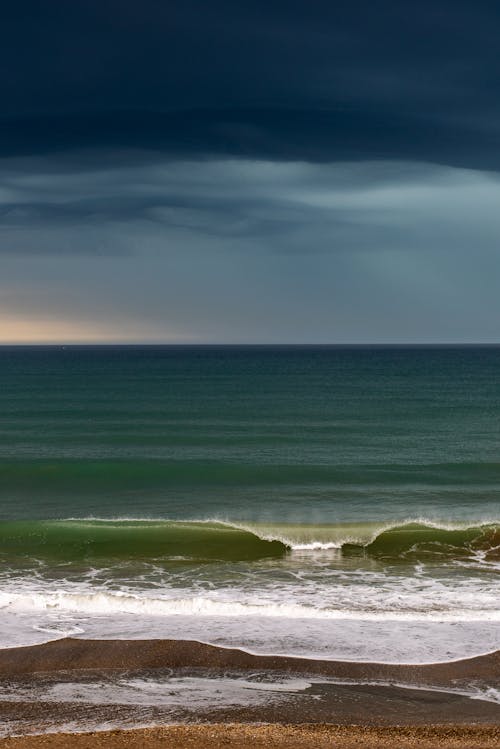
1 672 499 715
2 589 500 623
2 606 500 664
0 673 312 709
470 687 500 704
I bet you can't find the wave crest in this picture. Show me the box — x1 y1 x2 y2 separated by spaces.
0 518 498 564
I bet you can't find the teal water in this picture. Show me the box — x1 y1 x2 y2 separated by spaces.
1 345 500 521
0 345 499 661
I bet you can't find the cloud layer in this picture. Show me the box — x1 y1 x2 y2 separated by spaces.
2 3 500 170
1 3 499 341
1 157 499 342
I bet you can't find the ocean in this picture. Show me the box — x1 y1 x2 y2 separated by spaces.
1 345 499 664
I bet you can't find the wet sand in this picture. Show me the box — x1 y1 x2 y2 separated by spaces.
1 679 500 732
0 637 499 687
0 639 498 744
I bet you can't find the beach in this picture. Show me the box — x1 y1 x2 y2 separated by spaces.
2 725 500 749
0 638 498 742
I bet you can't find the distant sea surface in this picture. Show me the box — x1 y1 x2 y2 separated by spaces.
1 345 499 662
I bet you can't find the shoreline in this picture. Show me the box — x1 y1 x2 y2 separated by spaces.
0 638 498 738
1 637 499 686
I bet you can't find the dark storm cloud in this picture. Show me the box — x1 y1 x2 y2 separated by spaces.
1 108 499 173
2 2 500 342
1 2 500 170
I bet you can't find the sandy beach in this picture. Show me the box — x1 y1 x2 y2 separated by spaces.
1 724 500 749
0 638 498 745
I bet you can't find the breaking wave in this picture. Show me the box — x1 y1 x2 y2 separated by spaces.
0 518 499 564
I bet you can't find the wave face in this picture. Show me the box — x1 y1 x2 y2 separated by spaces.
237 519 500 561
0 519 286 563
355 521 500 562
0 518 499 567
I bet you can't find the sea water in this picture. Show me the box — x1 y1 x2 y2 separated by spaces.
0 345 499 662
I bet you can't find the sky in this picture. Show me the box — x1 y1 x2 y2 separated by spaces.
1 1 500 343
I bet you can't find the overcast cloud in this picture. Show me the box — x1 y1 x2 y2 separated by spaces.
1 2 500 342
1 158 500 342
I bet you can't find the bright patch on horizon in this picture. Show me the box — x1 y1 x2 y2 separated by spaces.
0 311 190 344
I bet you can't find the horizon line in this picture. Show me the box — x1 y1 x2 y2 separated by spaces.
1 342 500 348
